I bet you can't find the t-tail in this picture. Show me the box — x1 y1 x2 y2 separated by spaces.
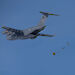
40 11 59 16
38 11 59 26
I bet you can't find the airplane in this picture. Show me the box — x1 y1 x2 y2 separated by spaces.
2 11 59 40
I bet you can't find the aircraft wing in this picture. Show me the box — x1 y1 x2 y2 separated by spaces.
2 26 20 34
2 26 24 40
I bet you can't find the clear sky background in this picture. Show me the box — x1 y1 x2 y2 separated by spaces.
0 0 75 75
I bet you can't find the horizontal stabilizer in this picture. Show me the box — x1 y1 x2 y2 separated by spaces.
40 11 59 16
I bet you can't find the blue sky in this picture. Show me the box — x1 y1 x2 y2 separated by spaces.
0 0 75 75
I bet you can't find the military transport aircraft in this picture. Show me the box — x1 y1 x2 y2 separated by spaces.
2 11 59 40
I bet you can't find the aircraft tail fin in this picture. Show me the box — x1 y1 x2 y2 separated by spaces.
38 11 59 26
